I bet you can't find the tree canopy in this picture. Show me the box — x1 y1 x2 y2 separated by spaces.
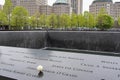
0 10 7 26
3 0 12 27
11 6 29 29
96 14 114 30
118 17 120 26
3 0 12 15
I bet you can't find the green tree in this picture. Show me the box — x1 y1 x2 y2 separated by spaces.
83 11 96 28
3 0 12 29
84 11 89 27
11 6 29 30
39 14 46 28
96 14 114 30
56 15 61 28
118 17 120 26
29 12 41 29
88 13 96 28
29 16 36 29
0 10 7 27
47 14 57 28
60 14 71 28
65 14 71 28
77 14 85 27
70 13 77 28
98 8 107 16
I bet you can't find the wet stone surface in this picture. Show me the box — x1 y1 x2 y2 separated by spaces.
0 46 120 80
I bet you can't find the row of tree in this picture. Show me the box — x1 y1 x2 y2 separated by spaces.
0 0 117 30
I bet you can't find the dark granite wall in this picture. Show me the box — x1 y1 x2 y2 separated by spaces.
0 31 120 52
0 31 46 49
48 31 120 52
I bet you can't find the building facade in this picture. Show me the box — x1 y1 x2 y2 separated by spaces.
36 0 47 5
89 0 113 16
89 0 120 19
67 0 83 14
113 2 120 20
11 0 48 15
53 3 71 15
53 0 71 15
39 0 71 15
39 5 53 15
11 0 20 7
0 5 3 10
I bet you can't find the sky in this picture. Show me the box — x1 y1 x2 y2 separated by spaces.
0 0 120 12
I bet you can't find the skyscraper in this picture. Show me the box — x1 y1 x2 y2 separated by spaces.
11 0 48 15
67 0 83 14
